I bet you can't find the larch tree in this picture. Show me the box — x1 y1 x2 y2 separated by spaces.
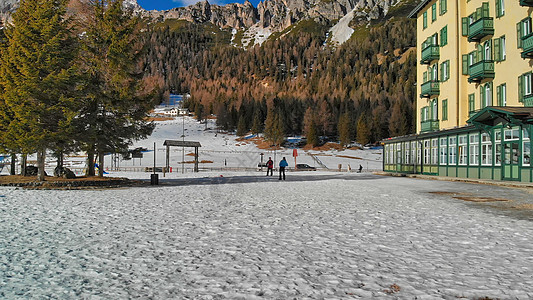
0 0 78 181
337 112 352 148
75 0 157 177
356 115 371 146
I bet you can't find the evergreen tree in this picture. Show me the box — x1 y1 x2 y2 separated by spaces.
356 115 371 146
251 109 264 136
0 0 78 181
264 108 285 146
338 112 352 147
75 0 157 177
236 115 247 136
306 121 318 147
389 101 409 137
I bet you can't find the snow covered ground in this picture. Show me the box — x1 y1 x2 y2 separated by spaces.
102 116 383 174
2 117 533 299
1 173 533 298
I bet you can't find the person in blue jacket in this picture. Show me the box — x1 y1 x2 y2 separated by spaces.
279 157 288 180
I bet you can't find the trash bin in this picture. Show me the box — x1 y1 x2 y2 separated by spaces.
150 173 159 185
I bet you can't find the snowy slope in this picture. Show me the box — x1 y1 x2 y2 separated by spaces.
328 7 356 46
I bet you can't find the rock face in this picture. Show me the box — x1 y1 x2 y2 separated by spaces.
0 0 400 42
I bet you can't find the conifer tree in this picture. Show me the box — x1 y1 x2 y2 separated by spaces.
75 0 157 177
0 0 78 181
356 115 371 146
236 115 247 136
251 110 264 136
338 112 352 147
264 108 284 146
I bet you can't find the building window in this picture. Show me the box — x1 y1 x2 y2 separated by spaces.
468 93 475 113
469 134 480 165
440 137 448 165
484 40 492 60
449 136 457 165
424 139 431 165
442 99 448 121
481 133 493 165
495 130 502 166
440 26 448 46
458 135 468 165
520 72 533 102
431 64 438 81
423 11 428 29
432 3 437 22
431 100 438 120
504 127 520 141
405 142 411 165
496 0 504 18
411 141 417 166
501 36 506 61
440 0 447 15
497 83 506 106
521 128 531 166
481 83 493 108
431 139 438 165
517 17 532 48
441 60 450 82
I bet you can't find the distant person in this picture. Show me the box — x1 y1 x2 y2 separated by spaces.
279 157 288 180
358 164 363 173
266 157 274 176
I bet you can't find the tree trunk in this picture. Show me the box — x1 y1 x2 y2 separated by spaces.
57 151 64 168
86 148 95 177
21 154 27 176
98 150 104 177
10 153 16 175
37 149 46 182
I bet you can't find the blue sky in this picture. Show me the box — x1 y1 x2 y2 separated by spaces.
137 0 260 11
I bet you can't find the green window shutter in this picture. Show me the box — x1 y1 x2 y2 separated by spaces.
462 55 468 75
439 63 443 82
488 82 493 106
477 44 482 61
442 0 447 14
432 4 437 22
519 75 524 102
462 17 469 36
446 61 450 80
439 0 443 15
517 22 523 48
442 99 448 121
440 26 447 46
423 71 428 82
494 38 501 61
495 0 501 18
480 86 485 108
496 85 502 106
423 12 427 29
482 2 489 18
476 8 482 20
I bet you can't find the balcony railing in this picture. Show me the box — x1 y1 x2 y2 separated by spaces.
468 60 495 83
420 45 439 64
420 80 440 98
468 17 494 42
520 0 533 7
521 32 533 58
421 119 439 133
524 94 533 107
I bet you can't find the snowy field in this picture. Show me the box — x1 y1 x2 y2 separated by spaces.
1 172 533 299
2 117 533 299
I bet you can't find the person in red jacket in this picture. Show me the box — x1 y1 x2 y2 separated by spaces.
266 157 274 176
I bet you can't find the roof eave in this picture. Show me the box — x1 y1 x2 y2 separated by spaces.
407 0 432 19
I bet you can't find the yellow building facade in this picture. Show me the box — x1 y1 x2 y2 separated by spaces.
383 0 533 182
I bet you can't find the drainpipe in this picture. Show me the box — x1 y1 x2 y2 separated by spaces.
456 0 461 127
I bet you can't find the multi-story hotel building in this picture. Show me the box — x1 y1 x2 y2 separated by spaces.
383 0 533 182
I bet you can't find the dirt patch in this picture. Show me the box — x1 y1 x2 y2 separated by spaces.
147 116 174 122
182 160 213 164
511 204 533 210
428 191 470 196
0 175 138 189
303 143 344 151
453 196 511 203
336 155 363 160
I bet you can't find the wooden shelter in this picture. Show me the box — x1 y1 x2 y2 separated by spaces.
163 140 202 172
